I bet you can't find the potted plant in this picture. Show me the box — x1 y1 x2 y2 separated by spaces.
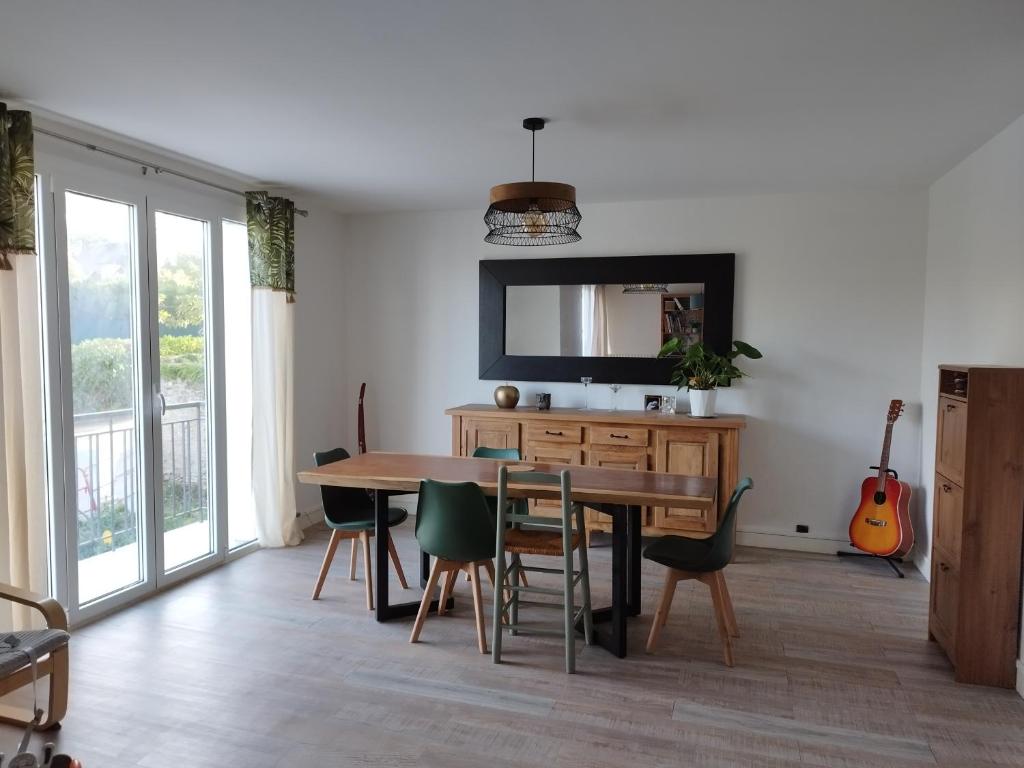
657 339 763 417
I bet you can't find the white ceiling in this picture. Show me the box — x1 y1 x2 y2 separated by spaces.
2 0 1024 212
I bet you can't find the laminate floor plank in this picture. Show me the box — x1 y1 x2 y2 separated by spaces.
3 525 1024 767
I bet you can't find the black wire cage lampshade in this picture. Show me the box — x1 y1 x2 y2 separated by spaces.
484 118 582 246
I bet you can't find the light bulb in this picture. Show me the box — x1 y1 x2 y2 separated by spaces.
523 203 548 237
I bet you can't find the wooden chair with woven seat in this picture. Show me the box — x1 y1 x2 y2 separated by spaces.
468 446 529 588
0 582 70 731
643 477 753 666
492 465 593 674
310 447 409 610
410 479 499 653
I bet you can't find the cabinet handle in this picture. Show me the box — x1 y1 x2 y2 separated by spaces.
939 562 950 572
941 483 952 493
946 403 956 411
545 430 563 436
609 433 629 439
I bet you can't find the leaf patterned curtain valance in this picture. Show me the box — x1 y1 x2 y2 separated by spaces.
246 191 295 302
0 103 36 271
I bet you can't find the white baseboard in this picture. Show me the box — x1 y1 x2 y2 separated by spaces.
735 528 855 555
1017 659 1024 699
298 506 325 530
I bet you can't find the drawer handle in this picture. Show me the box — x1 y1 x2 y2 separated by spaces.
545 430 564 436
609 433 629 439
941 483 952 493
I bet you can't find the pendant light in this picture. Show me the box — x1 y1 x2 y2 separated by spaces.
484 118 582 246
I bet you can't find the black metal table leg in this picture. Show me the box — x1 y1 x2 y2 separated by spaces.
582 503 630 657
374 490 452 621
626 504 642 617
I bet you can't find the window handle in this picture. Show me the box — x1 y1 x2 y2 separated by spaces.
157 392 167 417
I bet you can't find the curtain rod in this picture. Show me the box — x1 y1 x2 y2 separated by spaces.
34 126 310 217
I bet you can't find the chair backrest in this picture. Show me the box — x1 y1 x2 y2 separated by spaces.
496 467 576 532
314 448 373 525
415 479 497 562
704 477 754 571
472 446 521 461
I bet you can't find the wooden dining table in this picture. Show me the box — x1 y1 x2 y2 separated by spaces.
297 451 717 657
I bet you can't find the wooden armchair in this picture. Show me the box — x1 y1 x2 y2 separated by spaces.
0 582 69 730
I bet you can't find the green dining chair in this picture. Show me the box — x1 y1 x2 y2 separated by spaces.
492 466 593 674
310 447 410 610
410 479 498 653
643 477 753 666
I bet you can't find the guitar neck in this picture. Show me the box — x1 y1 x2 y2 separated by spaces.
876 422 894 491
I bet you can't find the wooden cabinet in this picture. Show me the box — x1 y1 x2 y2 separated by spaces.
927 365 1024 688
652 429 720 532
448 404 744 537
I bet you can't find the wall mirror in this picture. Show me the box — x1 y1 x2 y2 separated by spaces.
480 254 734 384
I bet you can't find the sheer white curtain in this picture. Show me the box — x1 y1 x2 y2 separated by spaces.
580 284 610 357
0 254 49 628
250 289 302 547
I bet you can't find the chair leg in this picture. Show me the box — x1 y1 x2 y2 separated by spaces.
717 571 739 638
575 505 594 646
41 647 69 730
510 553 522 636
312 530 343 599
469 562 488 654
564 540 576 674
492 551 506 664
410 557 445 643
360 530 374 611
703 571 735 667
388 533 409 589
349 537 358 580
438 567 457 616
646 569 680 653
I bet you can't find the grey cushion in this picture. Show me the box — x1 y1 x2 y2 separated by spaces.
0 629 70 677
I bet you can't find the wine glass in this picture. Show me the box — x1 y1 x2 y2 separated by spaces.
608 383 622 411
580 376 593 409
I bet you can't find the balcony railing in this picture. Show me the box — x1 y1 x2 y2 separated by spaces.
74 401 208 560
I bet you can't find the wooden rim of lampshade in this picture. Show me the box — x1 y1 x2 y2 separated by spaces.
488 181 577 212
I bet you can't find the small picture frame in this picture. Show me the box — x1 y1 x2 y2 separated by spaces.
644 394 663 412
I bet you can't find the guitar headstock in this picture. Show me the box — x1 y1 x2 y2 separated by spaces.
887 399 905 424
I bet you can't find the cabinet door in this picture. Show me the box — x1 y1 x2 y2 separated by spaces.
587 445 649 528
930 556 959 658
933 474 963 563
464 419 520 456
936 397 967 486
652 429 720 532
523 441 583 518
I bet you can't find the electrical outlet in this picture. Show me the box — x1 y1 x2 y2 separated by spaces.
795 524 809 533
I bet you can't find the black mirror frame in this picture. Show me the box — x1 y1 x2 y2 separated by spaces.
479 253 735 384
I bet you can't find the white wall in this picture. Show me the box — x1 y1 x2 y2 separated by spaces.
917 112 1024 693
292 203 351 517
341 191 929 551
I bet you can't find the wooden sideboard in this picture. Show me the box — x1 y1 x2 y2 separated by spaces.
446 404 744 537
927 365 1024 688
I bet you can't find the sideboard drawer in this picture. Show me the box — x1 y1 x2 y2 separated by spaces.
526 422 583 444
590 426 650 447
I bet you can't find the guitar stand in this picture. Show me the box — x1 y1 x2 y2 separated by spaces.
836 550 905 578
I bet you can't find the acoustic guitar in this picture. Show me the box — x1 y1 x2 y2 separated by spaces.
847 399 914 558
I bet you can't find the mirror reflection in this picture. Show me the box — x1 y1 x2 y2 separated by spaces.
505 283 705 357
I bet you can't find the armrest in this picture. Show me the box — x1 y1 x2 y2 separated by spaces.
0 582 68 632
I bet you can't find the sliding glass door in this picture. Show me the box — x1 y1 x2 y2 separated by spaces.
44 168 254 622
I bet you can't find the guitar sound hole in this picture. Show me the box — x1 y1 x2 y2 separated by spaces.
873 491 887 505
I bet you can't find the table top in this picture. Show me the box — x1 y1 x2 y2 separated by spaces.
297 451 717 508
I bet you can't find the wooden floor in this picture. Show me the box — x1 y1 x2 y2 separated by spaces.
4 524 1024 767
